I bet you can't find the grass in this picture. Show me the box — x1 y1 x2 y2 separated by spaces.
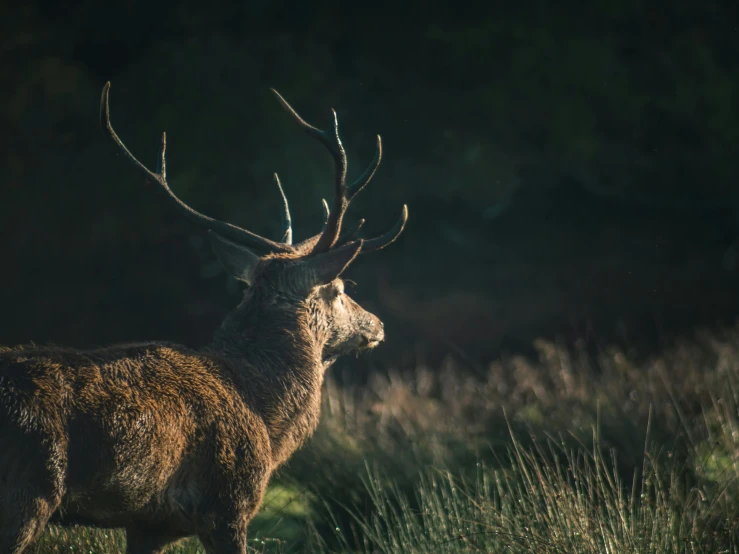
31 328 739 552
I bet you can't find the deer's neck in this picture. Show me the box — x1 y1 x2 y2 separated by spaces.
207 299 326 468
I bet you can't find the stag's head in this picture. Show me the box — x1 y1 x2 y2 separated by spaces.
99 83 407 363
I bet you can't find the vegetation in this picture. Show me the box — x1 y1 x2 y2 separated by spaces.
30 328 739 552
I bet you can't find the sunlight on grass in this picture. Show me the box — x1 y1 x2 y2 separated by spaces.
32 484 310 554
341 433 739 553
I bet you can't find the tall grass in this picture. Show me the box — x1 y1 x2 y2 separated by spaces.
32 328 739 552
326 425 738 553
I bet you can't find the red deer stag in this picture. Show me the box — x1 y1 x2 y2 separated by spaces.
0 82 407 554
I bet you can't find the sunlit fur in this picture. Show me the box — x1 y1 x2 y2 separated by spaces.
0 254 384 554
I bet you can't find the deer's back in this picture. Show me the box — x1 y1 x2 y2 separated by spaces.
0 342 272 529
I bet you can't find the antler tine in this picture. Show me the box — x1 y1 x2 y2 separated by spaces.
355 204 408 253
297 207 404 256
321 199 330 228
270 89 350 254
100 82 290 254
273 173 292 245
346 135 382 201
338 218 365 244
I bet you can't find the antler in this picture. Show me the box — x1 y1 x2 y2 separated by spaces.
270 89 407 255
100 82 292 254
273 173 293 245
101 82 407 259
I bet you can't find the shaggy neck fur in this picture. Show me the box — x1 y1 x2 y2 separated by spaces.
206 285 328 468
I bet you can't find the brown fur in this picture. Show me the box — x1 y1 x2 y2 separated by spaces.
0 258 385 553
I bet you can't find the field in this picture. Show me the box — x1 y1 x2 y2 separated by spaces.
30 329 739 553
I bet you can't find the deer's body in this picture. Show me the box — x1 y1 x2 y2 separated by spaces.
2 343 270 531
0 308 319 549
0 84 407 553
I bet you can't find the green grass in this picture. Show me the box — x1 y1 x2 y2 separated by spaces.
32 329 739 552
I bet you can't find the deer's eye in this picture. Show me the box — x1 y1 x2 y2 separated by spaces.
331 283 345 298
323 283 342 301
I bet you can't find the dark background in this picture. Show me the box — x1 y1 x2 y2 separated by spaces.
2 1 739 372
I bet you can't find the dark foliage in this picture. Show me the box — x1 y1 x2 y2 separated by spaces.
2 0 738 366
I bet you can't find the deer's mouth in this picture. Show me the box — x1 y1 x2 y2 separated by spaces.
360 331 384 350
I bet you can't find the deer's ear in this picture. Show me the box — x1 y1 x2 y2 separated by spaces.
293 241 363 289
209 231 260 285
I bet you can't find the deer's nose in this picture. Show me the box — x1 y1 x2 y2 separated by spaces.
363 317 384 345
373 319 385 342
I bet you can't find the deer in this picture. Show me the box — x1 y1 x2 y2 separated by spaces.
0 82 408 554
